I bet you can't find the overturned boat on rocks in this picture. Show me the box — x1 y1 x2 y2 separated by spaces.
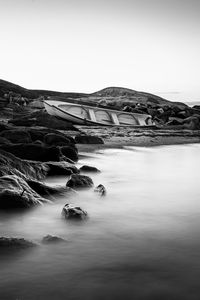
44 101 154 127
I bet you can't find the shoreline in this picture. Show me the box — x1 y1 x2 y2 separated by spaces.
75 126 200 153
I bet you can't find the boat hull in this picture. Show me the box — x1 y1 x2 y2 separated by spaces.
44 101 153 126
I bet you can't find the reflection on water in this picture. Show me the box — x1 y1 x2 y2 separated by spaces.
1 144 200 299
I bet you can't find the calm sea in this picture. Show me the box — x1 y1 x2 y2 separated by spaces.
0 144 200 300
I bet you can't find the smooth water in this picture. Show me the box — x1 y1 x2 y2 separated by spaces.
1 144 200 300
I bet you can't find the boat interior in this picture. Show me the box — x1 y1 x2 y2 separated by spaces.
57 103 149 125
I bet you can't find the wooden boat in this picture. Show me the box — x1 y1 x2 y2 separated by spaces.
44 100 153 126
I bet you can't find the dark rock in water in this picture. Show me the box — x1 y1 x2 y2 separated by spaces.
62 204 88 220
0 144 61 162
27 180 66 196
42 235 67 244
44 133 71 146
0 175 50 209
75 135 104 144
0 130 32 144
79 165 100 173
45 161 79 176
0 237 36 248
0 150 48 180
94 184 107 196
60 145 78 162
0 137 11 144
66 174 93 189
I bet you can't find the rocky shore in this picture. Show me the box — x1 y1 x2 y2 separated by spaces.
0 80 200 249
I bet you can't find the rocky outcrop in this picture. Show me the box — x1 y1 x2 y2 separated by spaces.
62 204 88 220
0 175 49 209
66 174 93 189
27 180 67 196
0 150 47 180
79 165 100 173
75 135 104 144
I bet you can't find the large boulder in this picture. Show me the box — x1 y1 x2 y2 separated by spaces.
0 150 48 180
62 204 88 220
60 145 78 162
45 161 79 176
0 130 32 143
0 144 62 162
75 135 104 144
0 175 49 209
66 174 93 189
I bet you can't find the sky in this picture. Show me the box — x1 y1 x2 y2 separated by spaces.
0 0 200 102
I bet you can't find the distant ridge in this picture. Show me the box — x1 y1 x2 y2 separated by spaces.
0 79 186 108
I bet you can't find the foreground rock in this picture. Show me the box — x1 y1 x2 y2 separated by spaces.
0 237 36 249
79 165 100 173
44 133 74 146
45 161 79 176
75 135 104 144
60 145 78 162
0 150 47 180
42 235 67 244
27 180 67 196
66 174 93 189
62 204 88 220
0 175 50 209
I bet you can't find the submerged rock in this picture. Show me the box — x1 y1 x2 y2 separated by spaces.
0 237 36 248
62 204 88 220
79 165 100 173
94 184 107 196
66 174 93 189
75 135 104 144
42 235 67 244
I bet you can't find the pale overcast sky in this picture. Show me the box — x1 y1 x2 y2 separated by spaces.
0 0 200 101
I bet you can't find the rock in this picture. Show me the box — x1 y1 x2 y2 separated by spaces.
44 133 72 146
94 184 106 196
42 235 66 244
66 174 93 189
0 144 62 162
183 116 200 130
75 135 104 144
79 165 100 173
0 237 36 248
0 150 48 180
0 137 11 144
27 180 67 196
0 122 13 132
0 175 49 209
62 204 88 220
45 161 79 176
60 145 78 162
0 130 32 144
